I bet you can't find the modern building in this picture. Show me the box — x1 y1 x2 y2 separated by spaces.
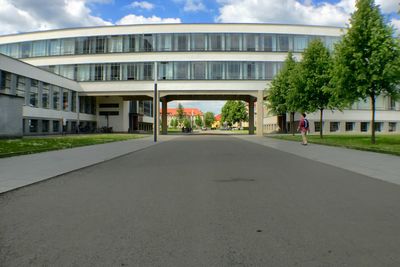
0 23 399 137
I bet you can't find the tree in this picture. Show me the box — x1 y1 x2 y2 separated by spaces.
176 103 185 125
221 101 248 126
195 115 203 128
296 39 333 138
266 52 298 134
170 118 178 128
332 0 400 144
204 112 215 128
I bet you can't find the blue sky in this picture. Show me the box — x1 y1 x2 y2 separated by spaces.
0 0 398 114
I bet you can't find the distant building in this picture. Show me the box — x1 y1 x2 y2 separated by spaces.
164 108 203 127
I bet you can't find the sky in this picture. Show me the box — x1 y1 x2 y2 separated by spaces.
0 0 399 114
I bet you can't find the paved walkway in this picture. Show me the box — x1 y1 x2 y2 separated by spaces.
0 135 177 193
236 135 400 186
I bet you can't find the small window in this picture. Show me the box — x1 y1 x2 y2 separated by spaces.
99 103 119 108
29 119 38 133
53 120 60 132
42 120 49 133
361 122 369 132
374 122 382 132
330 122 340 132
314 121 321 132
99 111 119 116
389 122 396 132
345 122 354 132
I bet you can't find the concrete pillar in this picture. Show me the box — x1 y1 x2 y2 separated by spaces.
256 90 264 137
383 122 390 133
161 97 168 135
339 120 346 133
249 97 255 135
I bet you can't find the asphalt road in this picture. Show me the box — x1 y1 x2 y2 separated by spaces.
1 135 400 266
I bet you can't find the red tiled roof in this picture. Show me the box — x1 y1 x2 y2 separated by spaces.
215 114 222 121
162 108 203 116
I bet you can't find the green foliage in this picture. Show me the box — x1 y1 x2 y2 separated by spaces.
183 118 191 128
204 112 215 127
266 52 298 115
221 101 248 126
332 0 400 143
176 103 185 124
170 118 178 128
195 115 203 127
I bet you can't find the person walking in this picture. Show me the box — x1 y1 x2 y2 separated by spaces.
297 113 309 145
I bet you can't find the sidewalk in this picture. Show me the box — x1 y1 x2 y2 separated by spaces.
236 135 400 186
0 135 177 194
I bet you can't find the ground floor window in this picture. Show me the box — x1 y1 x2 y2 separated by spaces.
53 120 60 133
361 122 369 132
330 122 340 132
29 119 38 133
374 122 382 132
42 120 49 133
389 122 397 132
345 122 354 132
314 121 322 132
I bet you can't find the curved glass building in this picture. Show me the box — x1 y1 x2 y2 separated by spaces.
0 23 398 136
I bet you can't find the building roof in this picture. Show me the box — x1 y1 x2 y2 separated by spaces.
215 114 222 121
164 108 203 116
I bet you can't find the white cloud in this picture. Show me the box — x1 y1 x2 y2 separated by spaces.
130 1 155 10
216 0 399 27
0 0 111 35
184 0 207 12
117 14 181 25
391 18 400 33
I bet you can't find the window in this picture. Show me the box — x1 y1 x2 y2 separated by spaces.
29 119 38 133
389 122 396 132
63 90 69 111
42 120 49 133
389 97 396 110
191 62 206 80
77 65 90 81
95 37 106 53
30 80 39 107
32 40 47 57
144 101 152 116
243 34 258 51
53 87 60 110
141 34 154 52
126 64 138 80
16 76 25 97
345 122 354 132
157 34 172 51
20 42 32 58
226 62 241 79
226 34 241 51
277 35 290 51
53 120 60 132
109 64 120 80
191 34 206 51
93 64 104 81
142 63 153 80
361 122 369 132
374 122 382 132
75 37 92 54
123 35 136 52
330 122 340 132
314 121 322 132
158 62 173 80
294 36 308 52
263 35 276 52
42 83 50 108
71 92 77 112
174 34 189 51
108 36 123 53
99 103 119 108
59 65 75 80
48 39 61 56
208 34 224 51
99 111 119 116
209 62 224 80
61 38 75 55
244 62 257 80
174 62 189 80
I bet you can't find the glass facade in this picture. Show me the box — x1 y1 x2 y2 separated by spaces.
0 33 341 59
48 61 284 81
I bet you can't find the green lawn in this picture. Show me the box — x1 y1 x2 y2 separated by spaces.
0 134 148 158
269 134 400 156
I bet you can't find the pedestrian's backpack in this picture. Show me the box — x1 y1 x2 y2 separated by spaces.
304 118 309 129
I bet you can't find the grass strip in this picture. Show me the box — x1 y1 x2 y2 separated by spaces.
0 134 148 158
268 134 400 156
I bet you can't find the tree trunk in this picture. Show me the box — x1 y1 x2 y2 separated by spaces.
291 112 295 136
283 113 287 133
319 109 324 139
371 95 376 144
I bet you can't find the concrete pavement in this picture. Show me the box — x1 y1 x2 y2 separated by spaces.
236 135 400 186
1 135 400 266
0 135 177 193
